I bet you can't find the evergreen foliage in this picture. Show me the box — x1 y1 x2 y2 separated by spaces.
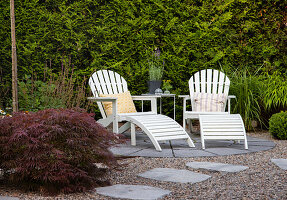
0 0 286 121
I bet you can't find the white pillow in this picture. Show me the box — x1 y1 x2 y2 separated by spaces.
192 93 227 112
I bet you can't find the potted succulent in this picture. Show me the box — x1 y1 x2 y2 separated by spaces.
148 48 164 94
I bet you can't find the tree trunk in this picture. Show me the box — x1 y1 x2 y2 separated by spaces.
10 0 18 112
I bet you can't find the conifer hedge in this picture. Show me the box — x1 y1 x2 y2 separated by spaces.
0 0 286 119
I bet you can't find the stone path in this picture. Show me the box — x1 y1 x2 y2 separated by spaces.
271 159 287 170
186 161 249 172
138 168 211 183
96 184 171 200
110 131 275 157
0 196 19 200
96 161 249 199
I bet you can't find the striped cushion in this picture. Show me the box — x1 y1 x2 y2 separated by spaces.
192 93 227 112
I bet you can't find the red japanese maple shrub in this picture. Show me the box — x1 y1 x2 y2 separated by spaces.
0 108 120 194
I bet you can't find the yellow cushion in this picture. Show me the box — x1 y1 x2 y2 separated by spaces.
99 91 137 116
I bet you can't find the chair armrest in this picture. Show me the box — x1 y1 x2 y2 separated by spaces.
131 95 159 114
87 97 118 133
87 97 117 102
178 95 191 100
227 95 236 114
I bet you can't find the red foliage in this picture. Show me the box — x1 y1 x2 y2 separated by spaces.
0 108 120 194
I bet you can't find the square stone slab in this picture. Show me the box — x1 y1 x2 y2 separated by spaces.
96 184 170 200
271 159 287 170
0 196 19 200
173 149 217 157
204 148 249 156
186 161 248 172
138 168 211 183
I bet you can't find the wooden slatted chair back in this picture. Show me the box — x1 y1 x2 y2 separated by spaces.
188 69 230 110
189 69 230 96
89 70 128 118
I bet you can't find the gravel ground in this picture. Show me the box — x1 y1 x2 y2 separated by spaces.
0 131 286 200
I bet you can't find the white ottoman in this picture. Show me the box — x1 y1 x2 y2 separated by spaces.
199 114 248 149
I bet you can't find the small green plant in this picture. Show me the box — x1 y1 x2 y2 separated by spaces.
162 80 172 91
18 75 66 112
269 111 287 140
148 48 164 81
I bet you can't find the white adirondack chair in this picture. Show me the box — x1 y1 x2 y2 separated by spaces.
88 70 195 151
179 69 235 130
179 69 248 149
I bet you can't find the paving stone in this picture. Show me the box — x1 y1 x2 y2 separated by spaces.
271 159 287 170
186 161 248 172
247 141 276 147
96 184 171 200
109 146 146 156
109 131 275 158
171 140 202 149
204 148 250 155
0 196 19 200
246 136 270 142
173 149 216 157
245 145 274 152
138 168 211 183
128 148 174 157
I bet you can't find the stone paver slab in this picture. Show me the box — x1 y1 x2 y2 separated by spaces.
109 146 146 156
271 159 287 170
245 145 273 152
186 161 248 172
138 168 211 183
0 196 19 200
128 148 174 157
96 184 170 200
109 132 275 158
173 149 216 157
205 148 249 156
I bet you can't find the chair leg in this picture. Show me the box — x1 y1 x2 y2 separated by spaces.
187 138 195 147
119 122 131 133
188 119 193 133
183 118 186 130
244 139 248 149
131 123 136 146
201 139 205 149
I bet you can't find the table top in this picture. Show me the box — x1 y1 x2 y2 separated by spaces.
141 93 176 97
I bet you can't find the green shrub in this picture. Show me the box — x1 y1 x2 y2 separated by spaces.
262 72 287 111
0 108 120 194
269 111 287 140
18 58 89 112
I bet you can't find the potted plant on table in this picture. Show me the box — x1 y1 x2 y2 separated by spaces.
162 80 173 94
148 48 164 94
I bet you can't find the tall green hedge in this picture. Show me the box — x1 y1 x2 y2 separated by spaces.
1 0 286 119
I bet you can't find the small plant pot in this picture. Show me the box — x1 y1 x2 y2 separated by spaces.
148 80 161 94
